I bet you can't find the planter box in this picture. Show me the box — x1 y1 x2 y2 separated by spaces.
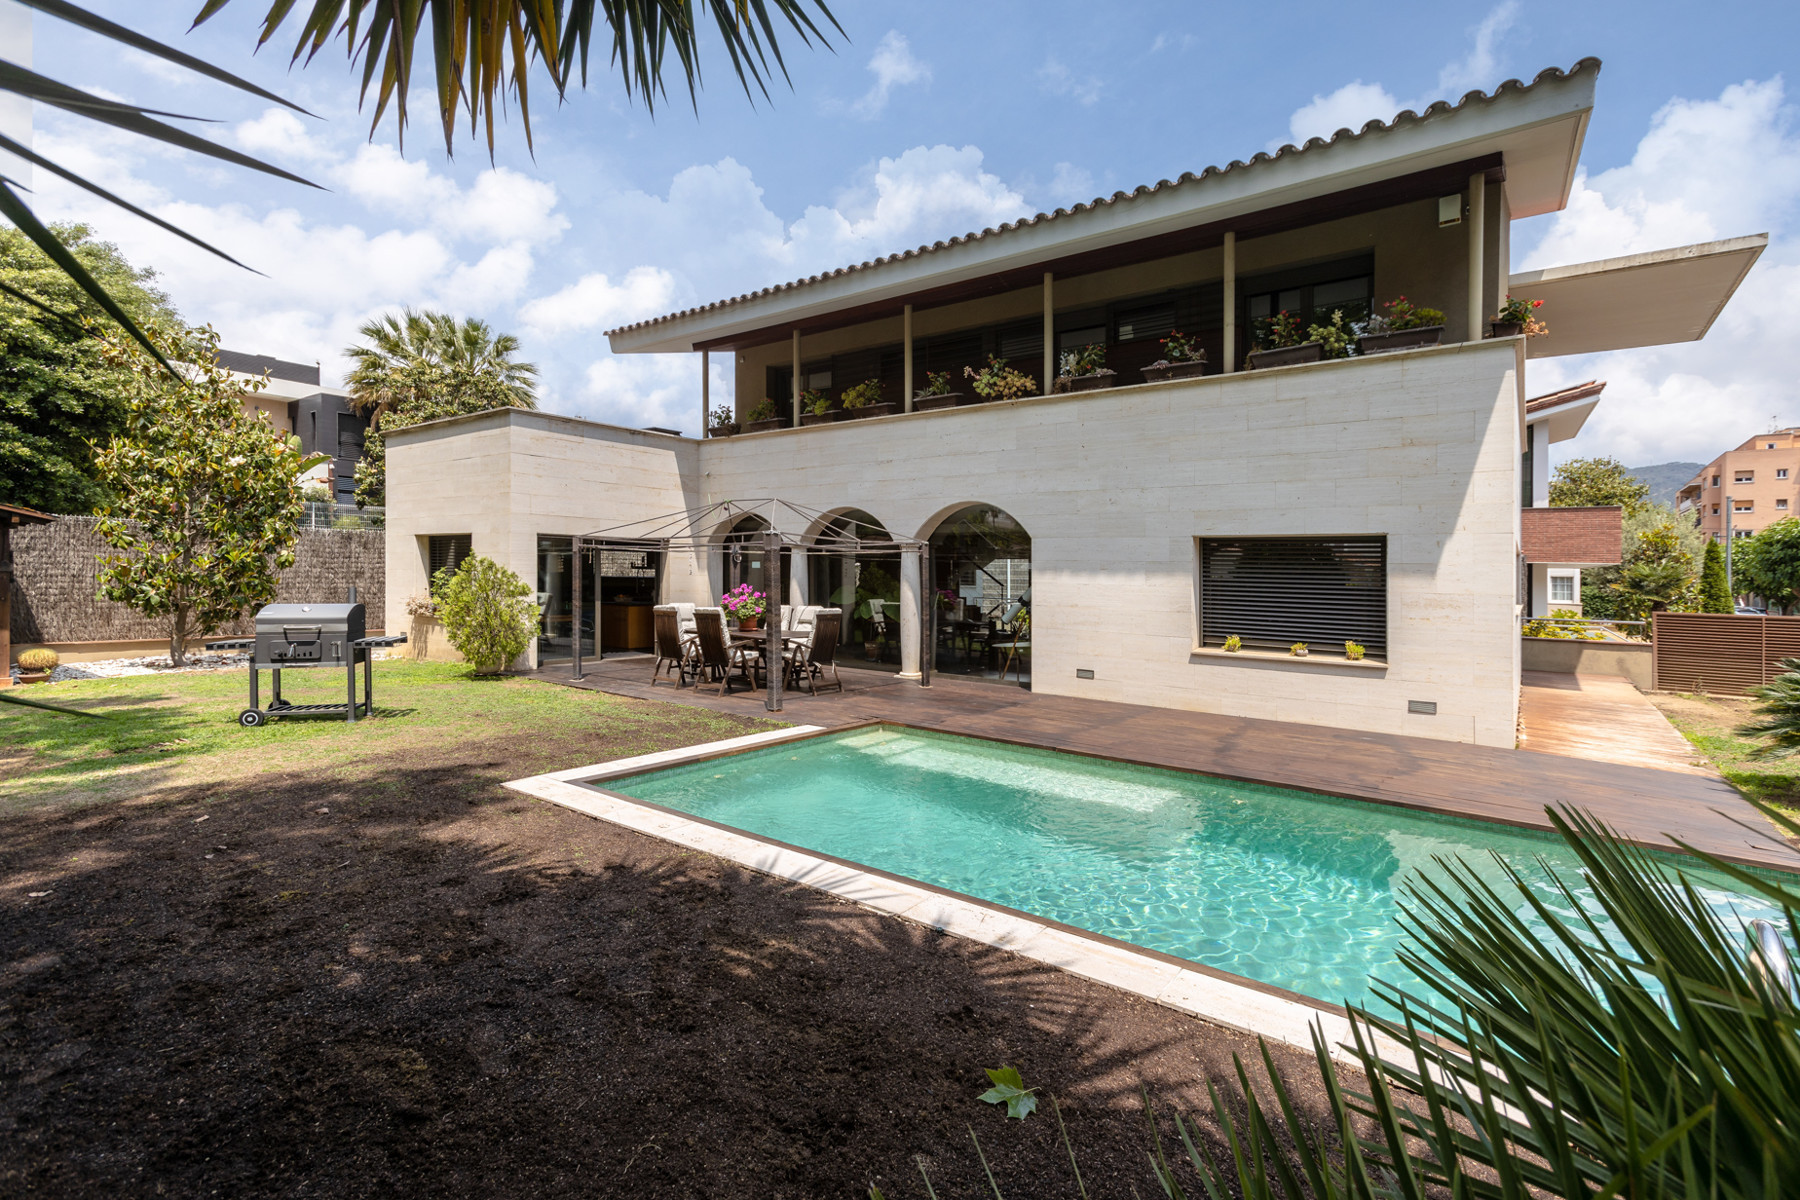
1357 325 1443 356
707 422 739 438
742 417 788 434
1246 342 1324 370
1487 320 1524 339
911 392 960 411
799 410 847 427
847 400 900 420
1140 359 1208 384
1053 370 1118 394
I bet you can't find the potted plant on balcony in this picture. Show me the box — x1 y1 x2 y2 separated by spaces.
706 403 739 438
1488 294 1547 340
1245 310 1323 369
742 397 786 434
1308 310 1355 360
722 583 767 632
963 356 1038 403
1141 330 1208 383
798 388 844 426
912 371 965 411
842 378 898 420
1053 343 1117 393
1357 297 1446 355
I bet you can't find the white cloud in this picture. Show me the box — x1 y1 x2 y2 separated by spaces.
1046 161 1097 208
233 109 336 167
578 352 727 438
1520 77 1800 468
335 143 568 245
850 31 930 118
1149 32 1196 54
1278 0 1518 147
517 266 678 338
1039 57 1102 107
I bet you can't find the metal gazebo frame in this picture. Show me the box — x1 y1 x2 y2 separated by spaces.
571 499 932 712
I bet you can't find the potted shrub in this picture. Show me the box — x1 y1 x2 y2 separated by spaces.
1357 297 1445 355
15 647 57 684
1344 640 1366 661
721 583 767 632
1489 294 1547 340
706 403 739 438
1289 641 1309 657
1245 310 1323 369
842 378 898 420
742 397 787 434
798 389 844 426
912 371 965 412
1222 634 1242 653
963 356 1038 404
1053 343 1117 394
404 590 438 660
1141 331 1208 383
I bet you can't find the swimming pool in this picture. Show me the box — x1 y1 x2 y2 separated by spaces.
599 725 1779 1012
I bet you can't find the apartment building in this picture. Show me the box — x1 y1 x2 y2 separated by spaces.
1676 429 1800 541
216 350 368 505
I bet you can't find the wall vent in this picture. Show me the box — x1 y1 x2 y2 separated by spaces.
1408 700 1437 715
1075 668 1095 680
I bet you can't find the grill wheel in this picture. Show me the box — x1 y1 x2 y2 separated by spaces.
238 709 267 728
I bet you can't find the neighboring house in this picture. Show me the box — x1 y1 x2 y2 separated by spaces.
1675 429 1800 541
383 57 1763 747
216 350 368 506
1520 380 1621 615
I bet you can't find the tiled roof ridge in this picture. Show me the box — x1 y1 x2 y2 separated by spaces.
606 57 1602 339
1525 379 1605 411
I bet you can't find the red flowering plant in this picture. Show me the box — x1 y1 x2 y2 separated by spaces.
1377 296 1445 331
1255 309 1308 349
1494 295 1548 337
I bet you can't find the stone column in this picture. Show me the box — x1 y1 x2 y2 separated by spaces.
898 548 921 680
1222 231 1236 373
1467 173 1486 341
788 546 807 606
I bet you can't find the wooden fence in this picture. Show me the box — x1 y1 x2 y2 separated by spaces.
1652 612 1800 694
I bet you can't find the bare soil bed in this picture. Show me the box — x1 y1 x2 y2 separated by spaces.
1 671 1329 1198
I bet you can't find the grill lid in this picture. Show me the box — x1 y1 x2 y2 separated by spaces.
255 603 363 622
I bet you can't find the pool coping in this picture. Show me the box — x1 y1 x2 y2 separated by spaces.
505 722 1409 1066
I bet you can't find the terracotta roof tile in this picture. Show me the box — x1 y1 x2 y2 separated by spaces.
1526 380 1606 414
607 58 1603 340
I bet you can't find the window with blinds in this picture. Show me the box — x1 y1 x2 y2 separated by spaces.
428 534 473 590
1198 536 1387 660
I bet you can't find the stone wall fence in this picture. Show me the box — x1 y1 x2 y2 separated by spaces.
9 516 384 661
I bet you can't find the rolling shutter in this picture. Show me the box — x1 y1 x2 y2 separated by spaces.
1200 537 1387 659
428 534 473 589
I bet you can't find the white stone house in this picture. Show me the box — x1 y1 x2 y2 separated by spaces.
384 58 1760 747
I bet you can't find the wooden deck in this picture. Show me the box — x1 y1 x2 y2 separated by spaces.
1519 671 1716 776
522 656 1800 873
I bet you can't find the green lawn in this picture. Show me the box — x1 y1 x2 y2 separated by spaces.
0 660 778 815
1648 690 1800 813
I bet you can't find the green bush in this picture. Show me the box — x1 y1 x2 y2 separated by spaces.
17 647 58 671
432 554 536 674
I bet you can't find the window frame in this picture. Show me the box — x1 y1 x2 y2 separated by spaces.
1548 572 1577 605
426 534 473 592
1194 534 1388 663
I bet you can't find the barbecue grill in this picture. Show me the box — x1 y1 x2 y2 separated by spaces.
208 588 406 726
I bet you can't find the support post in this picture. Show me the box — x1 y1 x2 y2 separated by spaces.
1042 272 1054 395
1467 173 1486 341
903 304 914 412
700 349 710 436
0 525 11 689
898 547 921 680
1222 232 1236 373
571 537 584 680
764 528 784 712
1726 497 1735 595
791 329 801 428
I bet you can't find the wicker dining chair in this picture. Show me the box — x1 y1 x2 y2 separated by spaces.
650 605 696 686
693 607 755 696
785 608 843 694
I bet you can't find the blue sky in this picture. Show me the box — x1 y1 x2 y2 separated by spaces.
13 0 1800 466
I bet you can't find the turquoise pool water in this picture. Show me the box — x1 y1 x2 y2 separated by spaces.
602 726 1780 1011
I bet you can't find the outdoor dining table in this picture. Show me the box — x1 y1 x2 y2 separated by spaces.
729 630 812 684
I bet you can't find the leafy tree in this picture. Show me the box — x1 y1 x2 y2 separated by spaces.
1 2 837 351
1548 455 1652 513
1612 558 1692 614
433 554 536 674
347 311 537 509
1734 518 1800 613
1698 537 1732 612
0 224 182 513
92 326 326 666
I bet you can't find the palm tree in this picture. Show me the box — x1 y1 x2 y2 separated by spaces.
1612 558 1692 612
1 0 839 359
345 309 537 426
1739 657 1800 757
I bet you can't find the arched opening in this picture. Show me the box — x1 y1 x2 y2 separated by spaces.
807 509 902 671
926 504 1031 683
